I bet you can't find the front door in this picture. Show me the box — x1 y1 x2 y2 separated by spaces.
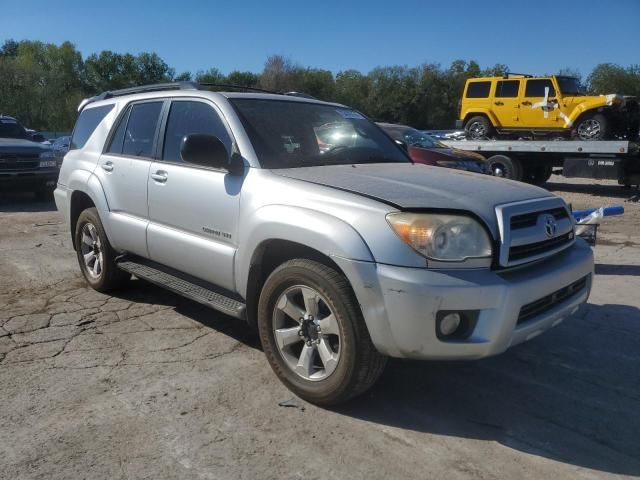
519 78 561 129
95 100 164 257
492 79 521 128
146 99 242 292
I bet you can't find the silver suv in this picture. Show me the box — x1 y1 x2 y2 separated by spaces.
55 82 594 405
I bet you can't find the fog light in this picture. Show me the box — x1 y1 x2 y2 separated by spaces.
439 313 461 336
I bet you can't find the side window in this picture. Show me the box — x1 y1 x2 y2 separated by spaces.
106 106 131 154
162 101 232 163
119 102 163 158
525 79 556 97
465 81 491 98
495 80 520 98
70 104 114 150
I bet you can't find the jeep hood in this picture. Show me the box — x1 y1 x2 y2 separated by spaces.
273 163 553 232
0 138 48 155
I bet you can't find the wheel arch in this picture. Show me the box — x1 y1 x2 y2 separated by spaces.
67 171 112 250
462 110 499 127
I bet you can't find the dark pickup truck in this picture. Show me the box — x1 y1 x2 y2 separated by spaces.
0 116 59 200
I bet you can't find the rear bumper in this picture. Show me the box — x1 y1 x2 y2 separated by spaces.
0 169 59 191
334 238 594 360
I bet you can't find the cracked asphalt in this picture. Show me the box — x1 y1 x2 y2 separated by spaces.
1 177 639 479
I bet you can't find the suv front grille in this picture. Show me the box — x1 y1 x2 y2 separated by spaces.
517 275 588 324
0 154 39 171
510 207 569 230
509 231 574 261
496 198 575 267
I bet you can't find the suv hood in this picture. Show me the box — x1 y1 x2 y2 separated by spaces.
0 138 48 155
273 163 553 232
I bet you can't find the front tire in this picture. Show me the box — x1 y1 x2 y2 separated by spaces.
487 154 523 181
257 259 386 406
74 207 130 292
573 113 609 140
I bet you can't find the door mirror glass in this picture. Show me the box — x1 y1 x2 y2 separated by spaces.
180 133 229 169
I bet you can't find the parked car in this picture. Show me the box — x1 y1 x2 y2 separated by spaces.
0 115 59 200
458 74 640 140
378 123 488 173
56 83 594 405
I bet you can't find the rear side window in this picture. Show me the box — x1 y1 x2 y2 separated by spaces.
106 102 163 157
496 80 520 98
525 79 556 97
70 104 114 150
465 82 491 98
162 101 232 163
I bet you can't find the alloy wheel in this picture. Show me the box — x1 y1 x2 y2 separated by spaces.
577 119 601 140
80 223 103 279
272 285 341 381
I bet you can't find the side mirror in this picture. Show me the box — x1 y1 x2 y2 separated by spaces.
180 133 230 170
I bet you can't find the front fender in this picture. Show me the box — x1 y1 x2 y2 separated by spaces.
567 97 612 124
235 205 374 297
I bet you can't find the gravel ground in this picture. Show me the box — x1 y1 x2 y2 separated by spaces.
0 177 639 480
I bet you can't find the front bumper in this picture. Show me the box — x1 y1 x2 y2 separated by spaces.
334 238 594 360
0 169 59 191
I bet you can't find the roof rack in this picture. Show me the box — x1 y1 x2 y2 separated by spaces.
79 82 317 111
504 72 533 78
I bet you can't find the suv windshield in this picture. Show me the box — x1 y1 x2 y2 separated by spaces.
557 76 585 96
0 119 28 139
230 99 410 168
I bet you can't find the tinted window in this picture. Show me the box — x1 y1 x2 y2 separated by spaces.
162 101 232 163
496 80 520 98
231 99 409 169
466 82 491 98
106 107 130 154
70 104 114 150
0 119 27 139
525 79 556 97
121 102 163 157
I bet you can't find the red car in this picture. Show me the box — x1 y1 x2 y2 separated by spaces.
377 123 489 174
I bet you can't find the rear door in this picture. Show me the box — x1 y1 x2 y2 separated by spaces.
463 80 492 118
492 79 521 127
146 98 241 291
96 100 164 257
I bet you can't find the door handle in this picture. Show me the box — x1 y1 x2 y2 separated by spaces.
150 171 168 183
101 161 114 172
494 101 504 106
521 101 532 106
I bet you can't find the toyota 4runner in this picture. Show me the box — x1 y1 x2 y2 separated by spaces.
458 74 639 141
56 82 594 405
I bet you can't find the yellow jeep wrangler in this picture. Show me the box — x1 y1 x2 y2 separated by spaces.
457 74 639 141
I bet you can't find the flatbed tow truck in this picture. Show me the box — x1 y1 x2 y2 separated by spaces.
441 139 640 187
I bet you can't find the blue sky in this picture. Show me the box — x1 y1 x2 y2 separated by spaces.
1 0 639 78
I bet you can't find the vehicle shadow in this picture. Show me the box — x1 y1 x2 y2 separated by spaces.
546 181 637 199
0 192 57 213
115 279 262 351
595 263 640 276
335 302 640 476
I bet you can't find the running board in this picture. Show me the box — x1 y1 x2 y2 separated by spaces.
116 257 246 320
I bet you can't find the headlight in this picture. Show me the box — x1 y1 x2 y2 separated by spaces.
39 151 57 168
386 212 492 262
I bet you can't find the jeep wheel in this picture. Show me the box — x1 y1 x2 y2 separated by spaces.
573 113 609 140
465 116 495 140
257 259 386 406
74 207 130 292
487 154 522 181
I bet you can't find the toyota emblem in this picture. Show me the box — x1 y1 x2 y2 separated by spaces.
542 214 558 237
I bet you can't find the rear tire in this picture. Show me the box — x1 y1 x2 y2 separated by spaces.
257 259 386 406
573 113 609 140
464 115 495 140
522 165 552 186
74 207 130 292
487 154 523 181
